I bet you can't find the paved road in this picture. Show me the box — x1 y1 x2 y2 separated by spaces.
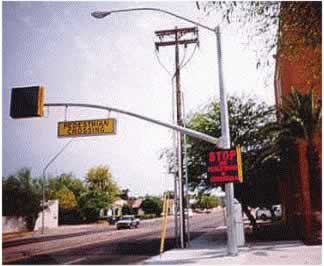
3 211 225 265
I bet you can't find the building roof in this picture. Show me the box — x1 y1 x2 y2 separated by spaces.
131 198 143 209
112 199 127 208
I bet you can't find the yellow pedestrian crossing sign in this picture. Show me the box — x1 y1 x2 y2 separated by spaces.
58 118 116 138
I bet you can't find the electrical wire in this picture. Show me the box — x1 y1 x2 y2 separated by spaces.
154 48 173 76
179 44 199 70
179 45 188 69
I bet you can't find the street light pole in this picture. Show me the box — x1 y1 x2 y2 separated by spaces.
41 139 74 234
91 7 238 254
215 26 238 256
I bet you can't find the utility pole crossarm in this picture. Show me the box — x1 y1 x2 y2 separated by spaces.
155 27 198 36
155 38 199 48
44 102 220 146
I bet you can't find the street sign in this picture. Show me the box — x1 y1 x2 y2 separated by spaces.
58 118 116 137
208 145 243 184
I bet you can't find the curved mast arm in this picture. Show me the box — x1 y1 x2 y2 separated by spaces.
45 102 220 146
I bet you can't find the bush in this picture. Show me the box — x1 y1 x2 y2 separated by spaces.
3 169 42 230
122 204 135 215
197 195 220 209
78 191 111 223
142 196 162 217
141 214 157 220
59 208 82 225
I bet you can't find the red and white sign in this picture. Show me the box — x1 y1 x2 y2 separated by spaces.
208 146 243 184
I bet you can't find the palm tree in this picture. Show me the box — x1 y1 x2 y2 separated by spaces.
260 89 321 240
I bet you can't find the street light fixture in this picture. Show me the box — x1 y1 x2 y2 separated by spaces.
91 7 237 255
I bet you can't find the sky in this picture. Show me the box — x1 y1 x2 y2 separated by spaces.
2 1 276 197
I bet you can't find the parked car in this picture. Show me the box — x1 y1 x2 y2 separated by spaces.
116 215 140 230
272 204 282 218
256 208 272 220
256 205 282 221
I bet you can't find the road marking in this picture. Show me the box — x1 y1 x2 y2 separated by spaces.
65 257 87 264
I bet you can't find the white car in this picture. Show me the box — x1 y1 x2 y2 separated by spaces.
116 215 140 230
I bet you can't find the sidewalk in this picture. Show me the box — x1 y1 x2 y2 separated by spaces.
142 226 322 265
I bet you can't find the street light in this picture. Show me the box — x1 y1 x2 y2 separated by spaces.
41 139 74 234
91 7 237 255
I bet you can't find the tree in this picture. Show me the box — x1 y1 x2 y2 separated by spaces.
142 196 163 217
198 2 320 61
3 168 42 230
197 2 321 86
122 204 134 215
162 96 278 229
259 89 322 209
197 194 220 209
119 188 130 201
47 173 87 224
185 96 275 187
86 165 119 199
259 90 322 240
52 186 77 209
78 191 112 223
197 2 280 71
48 173 86 201
76 166 120 223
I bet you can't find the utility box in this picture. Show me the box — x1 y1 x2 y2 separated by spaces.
234 202 245 246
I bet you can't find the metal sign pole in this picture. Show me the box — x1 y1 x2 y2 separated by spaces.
215 26 238 256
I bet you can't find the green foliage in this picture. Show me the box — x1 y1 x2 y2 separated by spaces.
53 187 77 209
2 168 42 229
259 89 321 165
48 173 86 224
279 89 321 141
80 166 120 222
142 196 163 217
165 96 281 228
198 1 280 70
199 2 321 56
48 173 85 208
184 96 276 191
197 194 220 209
141 213 157 220
161 96 282 212
260 89 322 210
78 191 112 223
86 165 119 199
198 2 321 86
3 166 123 225
121 204 134 215
279 2 321 48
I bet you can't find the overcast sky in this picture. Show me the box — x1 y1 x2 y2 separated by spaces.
2 1 276 196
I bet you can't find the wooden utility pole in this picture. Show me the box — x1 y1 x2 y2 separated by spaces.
155 26 199 248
